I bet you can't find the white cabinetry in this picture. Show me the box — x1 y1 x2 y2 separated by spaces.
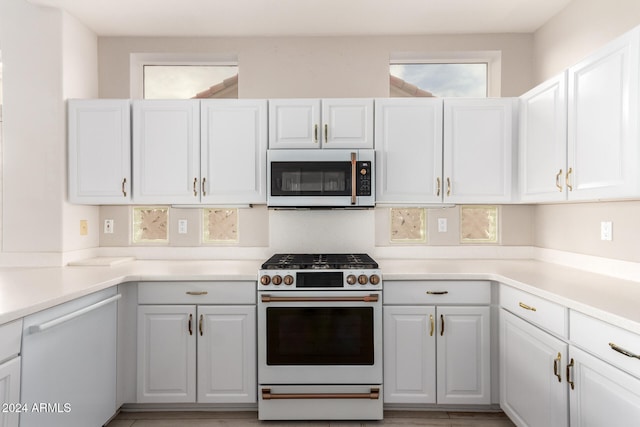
375 98 443 204
443 99 515 203
68 99 131 204
567 27 640 200
519 73 568 202
375 98 515 204
133 99 267 204
0 320 22 427
20 288 118 427
383 281 491 405
269 99 373 149
137 282 256 404
133 100 201 204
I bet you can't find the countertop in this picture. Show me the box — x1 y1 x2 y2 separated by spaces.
1 258 639 335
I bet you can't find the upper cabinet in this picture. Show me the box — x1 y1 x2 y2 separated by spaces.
376 98 516 205
68 99 131 204
567 27 640 201
132 100 201 204
519 26 640 203
132 99 267 205
519 73 568 203
443 99 516 204
269 99 373 149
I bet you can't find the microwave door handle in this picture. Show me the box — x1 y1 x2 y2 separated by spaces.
351 152 357 205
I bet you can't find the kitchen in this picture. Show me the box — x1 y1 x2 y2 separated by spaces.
1 0 640 426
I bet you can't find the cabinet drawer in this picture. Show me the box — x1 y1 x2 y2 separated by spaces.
571 310 640 379
384 281 491 305
500 285 567 338
138 281 256 305
0 319 22 363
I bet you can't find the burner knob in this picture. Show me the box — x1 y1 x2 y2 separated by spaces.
272 275 282 285
260 275 271 286
284 275 294 285
369 274 381 285
346 274 357 285
358 274 368 285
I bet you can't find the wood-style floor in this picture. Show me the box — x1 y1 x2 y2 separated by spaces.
106 410 516 427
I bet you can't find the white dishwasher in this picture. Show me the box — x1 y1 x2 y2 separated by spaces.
20 287 119 427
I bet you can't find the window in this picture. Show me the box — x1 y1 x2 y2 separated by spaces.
390 51 501 98
131 53 238 99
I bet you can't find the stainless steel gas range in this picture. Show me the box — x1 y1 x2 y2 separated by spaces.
257 253 383 421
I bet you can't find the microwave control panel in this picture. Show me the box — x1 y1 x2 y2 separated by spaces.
356 161 372 196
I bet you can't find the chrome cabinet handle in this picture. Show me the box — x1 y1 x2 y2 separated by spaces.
555 169 563 192
188 314 193 336
122 178 127 197
553 352 562 382
566 358 575 390
519 302 537 312
201 177 206 196
566 167 573 191
609 342 640 360
429 314 434 337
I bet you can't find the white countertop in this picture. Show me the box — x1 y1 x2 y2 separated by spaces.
1 257 639 335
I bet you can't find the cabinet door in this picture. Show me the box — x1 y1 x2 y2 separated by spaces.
437 306 491 405
375 98 443 204
201 100 267 204
137 305 196 403
133 100 200 204
322 99 373 149
500 310 568 427
567 28 640 201
443 99 515 203
569 346 640 427
0 358 20 427
68 99 131 204
197 306 256 403
519 73 568 202
383 305 436 404
269 99 321 148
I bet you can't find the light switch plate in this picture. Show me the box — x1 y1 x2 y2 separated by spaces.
178 219 188 234
438 218 448 233
600 221 612 241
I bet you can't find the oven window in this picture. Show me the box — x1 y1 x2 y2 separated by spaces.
266 307 374 365
271 162 352 196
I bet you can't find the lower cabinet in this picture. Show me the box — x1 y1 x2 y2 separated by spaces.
137 282 256 404
0 319 22 427
383 281 491 405
500 309 568 427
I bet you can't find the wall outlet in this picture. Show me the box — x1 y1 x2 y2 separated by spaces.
600 221 613 241
438 218 448 233
104 219 114 234
178 219 188 234
80 220 88 236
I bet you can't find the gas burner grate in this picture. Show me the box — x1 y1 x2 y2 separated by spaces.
261 253 378 270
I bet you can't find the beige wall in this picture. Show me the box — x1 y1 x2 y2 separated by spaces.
98 34 533 99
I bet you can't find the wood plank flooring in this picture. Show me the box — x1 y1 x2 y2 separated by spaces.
106 410 515 427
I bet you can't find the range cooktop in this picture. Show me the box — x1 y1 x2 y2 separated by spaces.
261 253 379 270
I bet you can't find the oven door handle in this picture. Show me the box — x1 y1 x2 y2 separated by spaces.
351 152 357 205
261 294 379 303
261 388 380 400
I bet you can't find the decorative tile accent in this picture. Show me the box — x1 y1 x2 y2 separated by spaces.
132 207 169 244
460 205 499 243
203 208 239 243
390 208 427 243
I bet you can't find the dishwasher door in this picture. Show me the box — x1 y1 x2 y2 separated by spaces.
20 287 118 427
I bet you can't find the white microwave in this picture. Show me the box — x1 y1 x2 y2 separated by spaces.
267 149 375 208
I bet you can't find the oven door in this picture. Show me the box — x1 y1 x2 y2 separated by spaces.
267 149 374 207
258 290 382 385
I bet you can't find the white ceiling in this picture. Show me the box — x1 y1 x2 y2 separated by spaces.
27 0 572 37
